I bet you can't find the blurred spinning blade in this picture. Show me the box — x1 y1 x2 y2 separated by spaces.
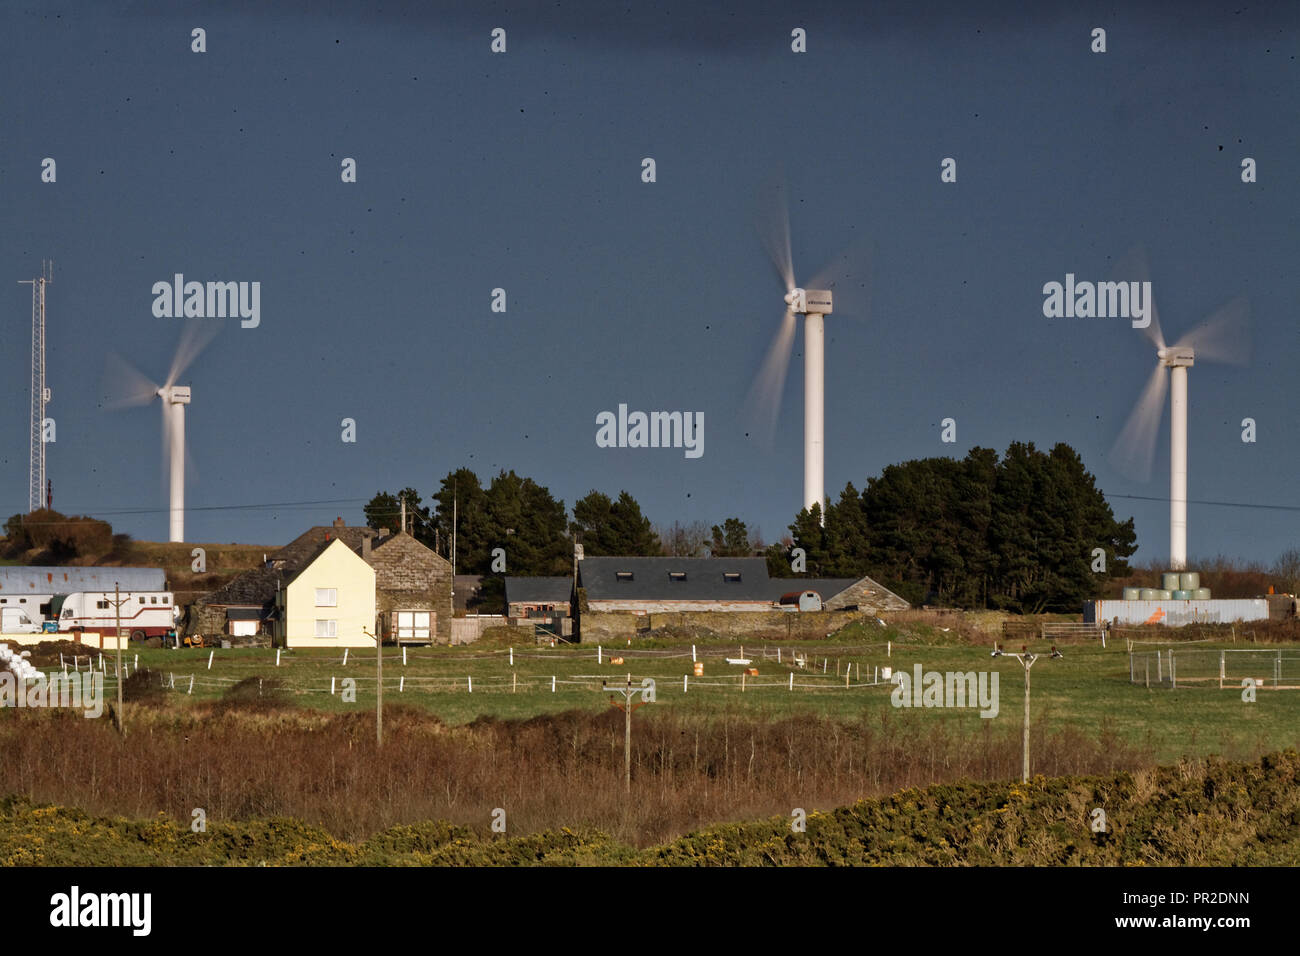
1110 361 1168 482
1174 295 1251 366
743 308 798 445
1110 245 1165 351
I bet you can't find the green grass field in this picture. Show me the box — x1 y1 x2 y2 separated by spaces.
67 623 1300 765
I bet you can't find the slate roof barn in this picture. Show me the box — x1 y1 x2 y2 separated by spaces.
580 556 774 612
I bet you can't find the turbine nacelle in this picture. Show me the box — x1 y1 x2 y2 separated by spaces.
157 385 192 405
1157 347 1194 368
783 288 833 315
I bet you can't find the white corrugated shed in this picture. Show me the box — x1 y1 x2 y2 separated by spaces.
0 566 165 594
1084 599 1268 627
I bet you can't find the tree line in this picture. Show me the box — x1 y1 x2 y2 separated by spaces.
363 470 762 576
364 441 1143 612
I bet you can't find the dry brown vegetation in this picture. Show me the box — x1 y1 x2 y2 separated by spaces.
0 702 1152 847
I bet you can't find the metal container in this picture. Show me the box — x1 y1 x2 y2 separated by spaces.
1084 598 1269 627
1193 588 1211 600
1162 572 1181 591
1154 589 1173 600
1172 590 1191 600
1139 589 1158 600
1122 587 1141 601
1179 572 1200 591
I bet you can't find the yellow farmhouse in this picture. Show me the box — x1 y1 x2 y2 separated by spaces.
275 537 376 648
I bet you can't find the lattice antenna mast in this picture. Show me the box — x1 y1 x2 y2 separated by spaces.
18 260 52 514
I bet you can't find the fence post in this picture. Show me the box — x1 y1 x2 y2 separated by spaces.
1145 656 1150 689
789 672 793 691
1171 651 1176 689
598 646 602 665
330 676 336 695
551 675 556 693
188 675 194 694
276 648 281 667
468 675 473 694
402 646 407 667
1129 652 1133 683
1219 650 1225 689
207 650 214 670
692 644 696 662
509 647 513 666
1157 651 1162 683
683 674 688 694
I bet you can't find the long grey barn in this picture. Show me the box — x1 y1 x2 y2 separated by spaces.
580 556 777 612
0 566 166 595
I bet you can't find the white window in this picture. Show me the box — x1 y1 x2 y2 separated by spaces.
315 619 338 638
315 588 338 607
396 611 431 640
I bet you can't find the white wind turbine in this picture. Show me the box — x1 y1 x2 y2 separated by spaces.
1109 250 1250 571
747 178 867 524
104 321 219 543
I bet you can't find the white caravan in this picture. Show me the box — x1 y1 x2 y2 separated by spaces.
51 591 179 640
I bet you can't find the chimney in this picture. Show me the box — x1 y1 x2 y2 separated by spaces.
362 533 372 562
333 516 345 528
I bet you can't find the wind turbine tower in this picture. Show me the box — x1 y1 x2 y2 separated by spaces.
19 261 52 514
1162 346 1193 570
785 288 834 517
1109 247 1249 572
104 320 217 544
161 385 191 542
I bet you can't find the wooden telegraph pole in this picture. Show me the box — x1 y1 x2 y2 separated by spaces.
602 675 654 793
364 627 382 746
992 644 1063 782
114 583 125 737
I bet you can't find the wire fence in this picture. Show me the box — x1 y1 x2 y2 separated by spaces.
1128 648 1300 689
18 642 905 701
106 668 898 698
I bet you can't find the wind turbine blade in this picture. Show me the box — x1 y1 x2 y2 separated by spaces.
101 352 159 409
165 318 220 387
1110 245 1164 351
754 174 795 293
744 309 798 445
807 236 873 321
1110 362 1168 482
1174 295 1250 366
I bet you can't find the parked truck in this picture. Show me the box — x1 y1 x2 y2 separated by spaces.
50 591 179 641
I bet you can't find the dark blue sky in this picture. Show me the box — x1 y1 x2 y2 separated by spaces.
2 0 1297 568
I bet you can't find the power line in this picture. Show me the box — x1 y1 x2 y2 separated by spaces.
1105 492 1300 514
14 496 372 523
